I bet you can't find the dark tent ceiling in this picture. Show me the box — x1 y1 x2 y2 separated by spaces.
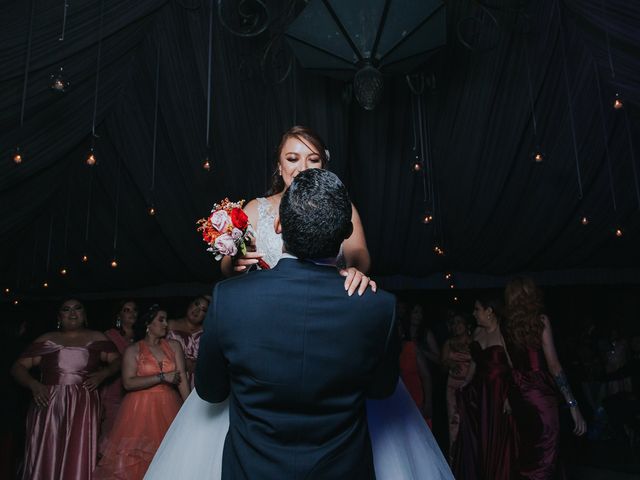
1 0 639 299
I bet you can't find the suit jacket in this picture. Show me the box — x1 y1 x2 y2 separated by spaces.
195 258 399 480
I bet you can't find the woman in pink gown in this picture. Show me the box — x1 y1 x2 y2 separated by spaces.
10 299 121 480
504 278 587 479
100 299 137 449
94 304 190 480
167 296 209 388
441 313 472 458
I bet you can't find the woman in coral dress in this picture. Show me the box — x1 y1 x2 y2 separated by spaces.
94 305 190 480
10 299 120 480
100 299 137 449
452 296 515 480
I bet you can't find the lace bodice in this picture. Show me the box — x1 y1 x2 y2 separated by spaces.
255 197 283 269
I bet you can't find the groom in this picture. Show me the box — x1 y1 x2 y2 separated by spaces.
196 169 399 479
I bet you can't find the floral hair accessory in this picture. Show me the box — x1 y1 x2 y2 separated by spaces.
197 198 270 269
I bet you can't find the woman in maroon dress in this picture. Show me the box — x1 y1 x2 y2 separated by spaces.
10 299 121 480
100 300 138 449
504 277 586 479
452 295 515 480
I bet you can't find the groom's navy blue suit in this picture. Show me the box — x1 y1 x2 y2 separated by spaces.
195 257 399 480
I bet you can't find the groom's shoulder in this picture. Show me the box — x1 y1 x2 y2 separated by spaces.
214 269 269 294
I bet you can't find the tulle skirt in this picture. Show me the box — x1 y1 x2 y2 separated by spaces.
95 387 182 480
145 381 453 479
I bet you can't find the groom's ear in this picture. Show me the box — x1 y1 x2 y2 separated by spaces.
274 216 282 235
344 221 353 240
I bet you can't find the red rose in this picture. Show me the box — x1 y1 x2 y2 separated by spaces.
230 208 248 230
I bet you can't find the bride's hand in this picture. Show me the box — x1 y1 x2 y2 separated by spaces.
232 251 265 272
339 267 377 297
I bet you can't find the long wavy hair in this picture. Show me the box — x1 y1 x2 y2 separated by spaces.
504 277 545 349
266 126 329 195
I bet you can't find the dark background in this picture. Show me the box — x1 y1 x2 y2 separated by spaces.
1 0 639 302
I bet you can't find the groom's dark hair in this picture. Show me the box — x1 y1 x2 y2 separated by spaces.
280 169 352 259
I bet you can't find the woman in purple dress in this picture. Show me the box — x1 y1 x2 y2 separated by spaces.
10 298 121 480
504 277 587 479
452 295 515 480
100 300 137 449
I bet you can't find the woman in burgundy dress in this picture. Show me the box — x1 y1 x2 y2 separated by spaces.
100 300 138 449
452 295 515 480
504 277 586 479
10 299 121 480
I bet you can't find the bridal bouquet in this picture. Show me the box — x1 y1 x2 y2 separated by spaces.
197 198 270 269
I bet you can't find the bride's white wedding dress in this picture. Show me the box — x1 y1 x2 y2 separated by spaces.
144 198 453 479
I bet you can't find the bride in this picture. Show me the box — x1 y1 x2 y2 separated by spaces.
145 127 453 479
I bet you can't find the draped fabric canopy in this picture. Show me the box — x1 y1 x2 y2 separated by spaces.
1 0 639 298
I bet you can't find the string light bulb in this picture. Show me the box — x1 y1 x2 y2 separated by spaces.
13 147 23 164
148 205 156 216
202 157 211 171
532 150 544 163
453 296 459 302
50 67 69 93
422 212 434 224
13 299 19 306
110 259 118 268
4 287 10 294
449 284 455 289
43 281 49 288
580 216 589 226
434 245 445 256
86 149 97 166
613 93 623 110
445 273 452 280
615 228 623 238
412 161 423 172
81 254 89 263
60 267 68 275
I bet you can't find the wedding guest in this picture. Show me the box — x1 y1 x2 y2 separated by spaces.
219 125 373 295
504 277 586 479
167 295 209 387
399 305 431 422
94 304 189 480
10 299 120 480
440 313 472 457
413 304 440 423
452 295 515 480
99 300 138 448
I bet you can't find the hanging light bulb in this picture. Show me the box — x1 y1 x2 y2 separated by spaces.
422 211 434 224
13 299 19 306
49 67 69 93
434 245 445 256
12 147 23 164
60 267 68 275
81 254 89 263
43 281 49 288
580 216 589 226
531 149 545 163
148 205 156 216
449 284 455 289
110 259 118 268
86 148 97 166
202 157 211 171
4 287 10 294
615 227 623 237
412 161 423 172
613 93 623 110
453 296 459 302
445 273 452 280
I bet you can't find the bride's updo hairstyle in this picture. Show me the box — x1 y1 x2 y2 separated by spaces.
279 169 352 260
267 126 330 195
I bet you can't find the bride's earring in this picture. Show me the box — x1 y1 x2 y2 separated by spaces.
57 320 61 330
116 316 122 329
